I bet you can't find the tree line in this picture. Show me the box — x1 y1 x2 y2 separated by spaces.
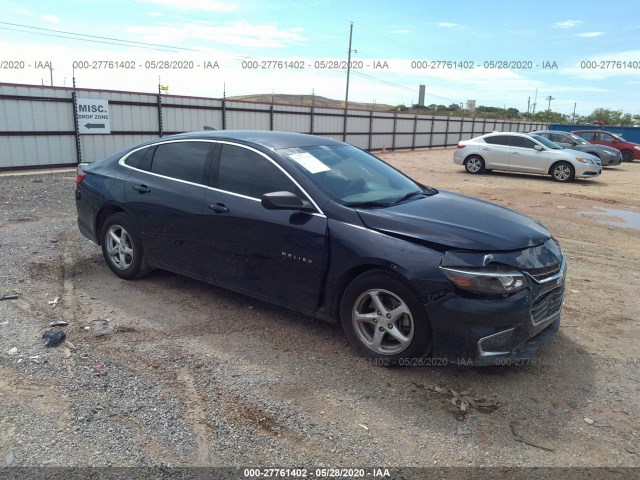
395 104 640 126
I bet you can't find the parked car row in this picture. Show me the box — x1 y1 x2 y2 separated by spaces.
571 130 640 161
454 129 640 182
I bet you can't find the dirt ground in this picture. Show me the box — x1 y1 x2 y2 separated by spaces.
1 148 639 475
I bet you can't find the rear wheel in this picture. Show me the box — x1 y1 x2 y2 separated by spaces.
621 149 634 162
464 155 485 174
340 270 431 365
551 162 575 182
101 213 151 279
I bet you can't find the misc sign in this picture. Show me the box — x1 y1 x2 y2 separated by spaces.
76 99 111 134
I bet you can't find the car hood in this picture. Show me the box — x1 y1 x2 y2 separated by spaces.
356 191 551 251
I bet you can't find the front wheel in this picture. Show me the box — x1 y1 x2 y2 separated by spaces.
464 155 485 174
551 162 575 182
621 149 634 162
101 212 151 279
340 270 431 365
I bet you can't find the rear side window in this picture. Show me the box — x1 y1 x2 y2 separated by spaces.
217 144 299 198
150 141 211 184
483 135 511 146
124 146 155 171
577 132 594 141
510 136 536 149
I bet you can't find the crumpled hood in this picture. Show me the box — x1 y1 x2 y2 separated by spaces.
356 190 551 251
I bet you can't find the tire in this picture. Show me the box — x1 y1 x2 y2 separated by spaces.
100 212 151 280
621 149 634 162
551 162 575 182
340 269 431 365
464 155 485 174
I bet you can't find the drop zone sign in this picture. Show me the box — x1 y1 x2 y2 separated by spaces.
76 99 111 134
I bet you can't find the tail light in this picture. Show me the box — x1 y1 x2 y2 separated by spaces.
76 162 90 185
456 144 466 149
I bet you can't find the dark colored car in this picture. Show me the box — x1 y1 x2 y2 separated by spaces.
571 129 640 162
75 131 566 366
530 130 622 166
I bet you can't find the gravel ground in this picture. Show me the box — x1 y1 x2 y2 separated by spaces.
0 150 639 478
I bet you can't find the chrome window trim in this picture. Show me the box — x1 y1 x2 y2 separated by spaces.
118 138 326 217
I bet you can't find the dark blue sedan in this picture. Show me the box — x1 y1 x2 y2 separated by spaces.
75 131 566 366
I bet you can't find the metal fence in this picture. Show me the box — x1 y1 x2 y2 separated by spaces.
0 82 547 171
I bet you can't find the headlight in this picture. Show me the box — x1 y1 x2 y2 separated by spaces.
575 156 591 164
634 146 640 151
603 150 614 156
440 266 529 295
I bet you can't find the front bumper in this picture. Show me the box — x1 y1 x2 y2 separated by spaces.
601 154 622 166
574 164 601 179
428 257 566 366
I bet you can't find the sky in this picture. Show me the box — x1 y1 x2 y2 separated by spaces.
1 0 640 116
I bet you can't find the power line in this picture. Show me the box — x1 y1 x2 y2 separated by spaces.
0 21 197 52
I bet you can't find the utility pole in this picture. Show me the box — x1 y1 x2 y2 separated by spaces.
527 96 531 114
343 21 355 141
48 64 54 86
532 88 538 115
572 102 577 123
546 95 555 111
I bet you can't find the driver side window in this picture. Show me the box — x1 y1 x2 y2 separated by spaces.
216 144 301 199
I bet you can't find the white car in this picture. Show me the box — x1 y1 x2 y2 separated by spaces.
453 132 601 182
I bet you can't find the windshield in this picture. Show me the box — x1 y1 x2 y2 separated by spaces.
530 134 562 150
279 144 431 206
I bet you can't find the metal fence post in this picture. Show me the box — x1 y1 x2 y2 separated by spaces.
71 77 82 164
157 92 163 137
412 115 417 150
368 110 373 151
270 104 274 131
392 111 397 150
444 116 450 147
222 97 227 130
429 115 435 148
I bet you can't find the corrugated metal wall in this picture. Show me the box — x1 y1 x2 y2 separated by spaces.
0 82 548 170
549 123 640 143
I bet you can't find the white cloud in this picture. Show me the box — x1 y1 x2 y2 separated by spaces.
554 20 582 28
576 31 604 37
391 29 410 34
41 15 60 23
129 21 307 48
436 22 459 28
137 0 236 11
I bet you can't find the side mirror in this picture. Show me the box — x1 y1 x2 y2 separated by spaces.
261 191 314 212
534 144 544 151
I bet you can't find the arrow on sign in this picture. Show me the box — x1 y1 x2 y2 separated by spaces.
84 123 105 129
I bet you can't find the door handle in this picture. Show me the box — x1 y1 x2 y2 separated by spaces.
133 185 151 193
512 152 519 155
208 203 229 213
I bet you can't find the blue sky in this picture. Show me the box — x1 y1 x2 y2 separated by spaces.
1 0 640 115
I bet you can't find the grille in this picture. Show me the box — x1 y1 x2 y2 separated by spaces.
531 286 564 325
527 263 562 283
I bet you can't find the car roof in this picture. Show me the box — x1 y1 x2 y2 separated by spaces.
531 130 572 134
571 129 613 133
156 130 344 150
481 132 531 137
